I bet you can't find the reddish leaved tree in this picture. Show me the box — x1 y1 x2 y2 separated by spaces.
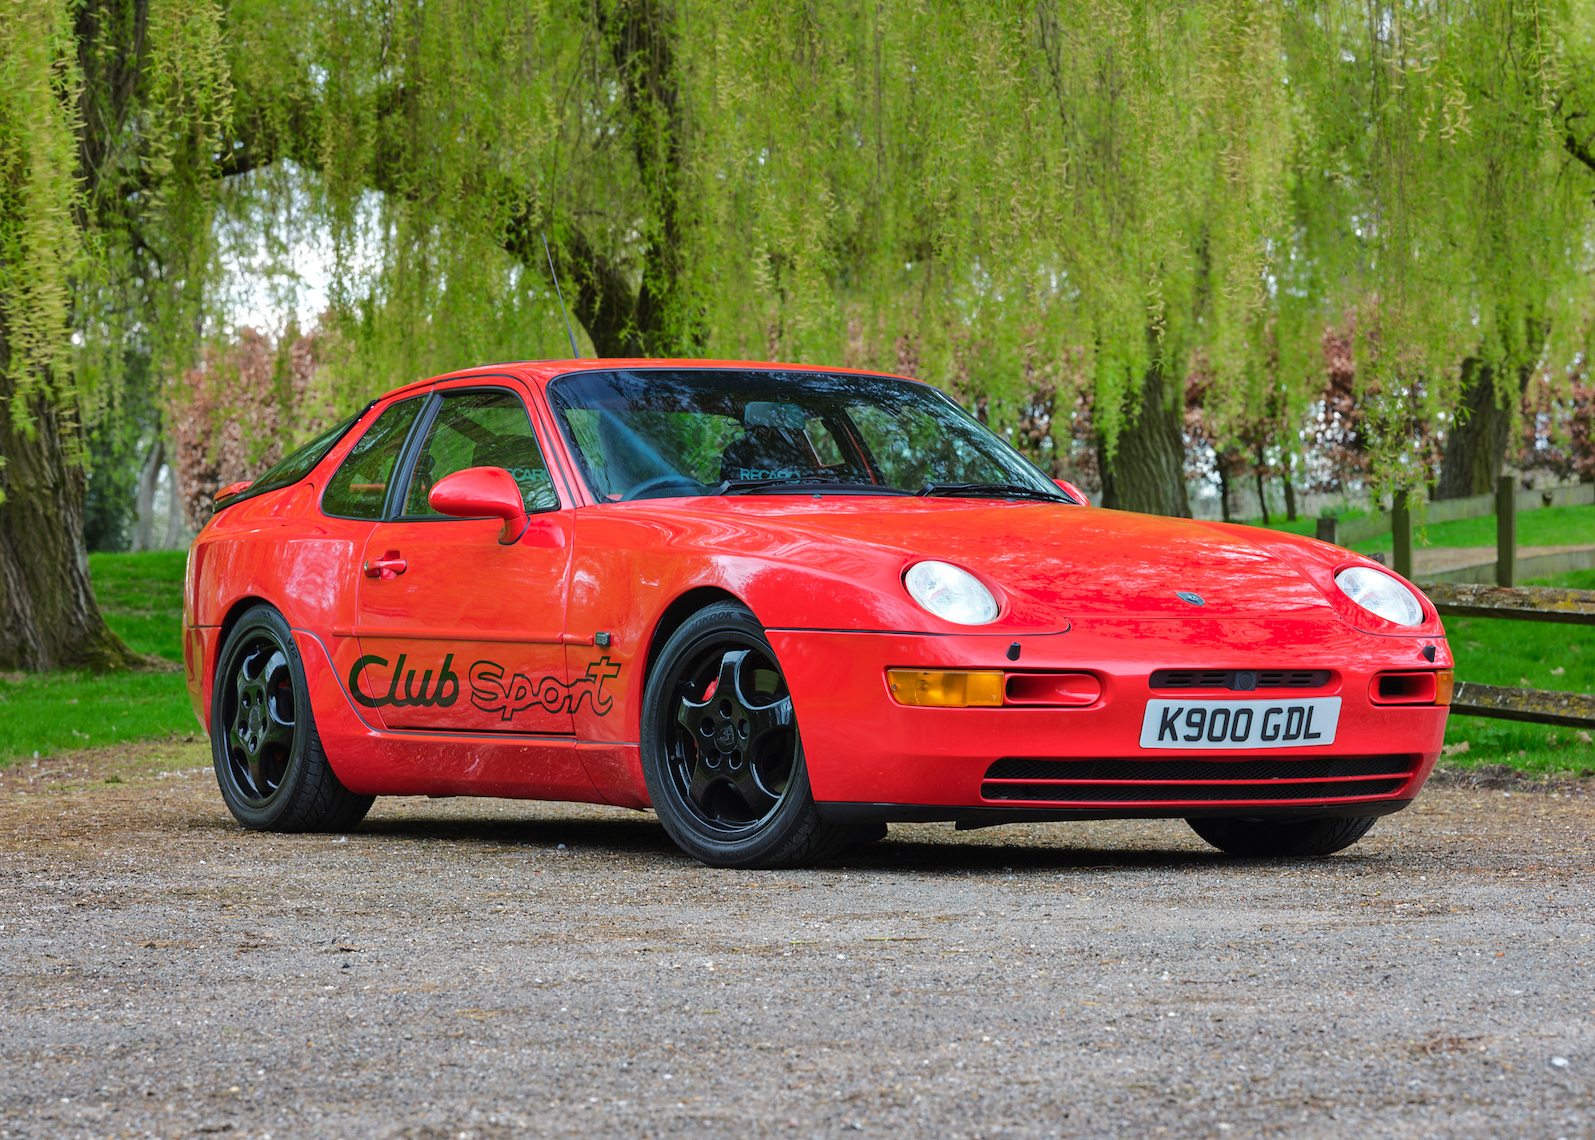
167 327 339 530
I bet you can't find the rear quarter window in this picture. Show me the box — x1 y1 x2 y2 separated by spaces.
321 397 427 519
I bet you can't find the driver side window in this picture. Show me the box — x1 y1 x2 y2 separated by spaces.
402 390 559 517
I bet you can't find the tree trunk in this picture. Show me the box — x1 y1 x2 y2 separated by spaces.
131 436 163 552
1283 464 1297 521
1098 363 1192 517
1435 358 1525 500
502 0 701 359
0 356 140 672
163 461 184 548
1254 445 1270 525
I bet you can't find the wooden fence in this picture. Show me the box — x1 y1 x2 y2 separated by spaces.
1317 480 1595 548
1420 583 1595 728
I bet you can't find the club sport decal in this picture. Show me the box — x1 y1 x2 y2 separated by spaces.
469 657 622 720
349 653 621 720
349 653 461 709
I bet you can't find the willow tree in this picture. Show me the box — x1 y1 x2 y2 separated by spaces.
215 0 708 387
0 0 139 671
681 1 1595 512
1278 2 1595 503
192 0 1595 515
2 0 232 670
681 3 1302 515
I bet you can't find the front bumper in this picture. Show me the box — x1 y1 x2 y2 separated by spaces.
767 618 1449 821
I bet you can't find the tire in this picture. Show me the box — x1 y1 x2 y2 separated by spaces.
210 605 374 832
1186 815 1378 857
640 601 853 868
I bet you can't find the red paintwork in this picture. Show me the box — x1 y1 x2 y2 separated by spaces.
428 466 532 544
183 359 1450 822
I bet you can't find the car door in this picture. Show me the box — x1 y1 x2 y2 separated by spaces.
352 382 576 734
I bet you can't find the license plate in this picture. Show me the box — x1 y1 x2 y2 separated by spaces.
1138 698 1341 750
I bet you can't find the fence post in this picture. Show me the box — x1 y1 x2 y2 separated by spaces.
1392 491 1413 579
1497 475 1516 587
1315 516 1337 545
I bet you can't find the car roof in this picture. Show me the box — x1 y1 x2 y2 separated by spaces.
390 358 929 401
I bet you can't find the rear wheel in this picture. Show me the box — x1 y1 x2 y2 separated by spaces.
640 601 853 868
211 605 374 832
1186 815 1377 857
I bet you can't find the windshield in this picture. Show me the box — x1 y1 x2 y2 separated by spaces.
546 369 1069 502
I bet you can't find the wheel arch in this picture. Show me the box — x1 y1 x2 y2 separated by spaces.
202 596 278 725
216 596 277 663
641 586 746 696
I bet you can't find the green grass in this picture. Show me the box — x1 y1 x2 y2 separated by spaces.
1348 503 1595 555
1527 567 1595 591
86 550 187 659
1442 611 1595 777
1248 502 1595 556
0 670 197 762
0 551 196 765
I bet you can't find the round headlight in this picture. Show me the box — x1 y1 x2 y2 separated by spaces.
1334 566 1424 627
904 561 999 625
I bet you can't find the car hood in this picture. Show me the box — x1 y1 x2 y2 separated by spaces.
655 498 1341 631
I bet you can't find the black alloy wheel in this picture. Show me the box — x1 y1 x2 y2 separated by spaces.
641 601 855 868
211 605 374 832
1186 814 1378 857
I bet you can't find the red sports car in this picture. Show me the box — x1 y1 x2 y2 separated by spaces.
182 360 1452 866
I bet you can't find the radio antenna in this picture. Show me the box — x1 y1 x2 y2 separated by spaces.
542 233 582 359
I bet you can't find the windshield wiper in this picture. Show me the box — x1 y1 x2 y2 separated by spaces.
916 481 1069 502
714 475 909 496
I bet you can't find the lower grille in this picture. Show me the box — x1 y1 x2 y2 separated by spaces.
981 755 1415 804
1150 669 1331 691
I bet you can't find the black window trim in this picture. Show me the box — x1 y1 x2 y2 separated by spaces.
385 383 563 523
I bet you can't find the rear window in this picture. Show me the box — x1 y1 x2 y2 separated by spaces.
213 406 369 510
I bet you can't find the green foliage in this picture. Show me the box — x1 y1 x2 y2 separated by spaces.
82 349 160 551
9 0 1595 492
0 0 84 449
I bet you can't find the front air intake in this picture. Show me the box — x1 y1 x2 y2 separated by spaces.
980 755 1414 804
1149 669 1331 691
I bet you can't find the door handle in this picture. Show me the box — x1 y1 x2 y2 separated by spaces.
363 550 407 579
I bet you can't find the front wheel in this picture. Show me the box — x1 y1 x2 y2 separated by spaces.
640 601 853 868
210 605 374 832
1186 815 1377 857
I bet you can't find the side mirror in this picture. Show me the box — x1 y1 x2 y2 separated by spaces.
429 467 531 545
215 480 253 502
1053 478 1090 505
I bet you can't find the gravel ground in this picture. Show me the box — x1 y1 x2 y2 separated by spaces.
1 742 1592 1140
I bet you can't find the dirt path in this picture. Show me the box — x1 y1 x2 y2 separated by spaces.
2 743 1592 1139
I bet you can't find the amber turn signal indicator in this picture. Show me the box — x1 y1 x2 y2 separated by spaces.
1369 669 1454 706
887 670 1005 707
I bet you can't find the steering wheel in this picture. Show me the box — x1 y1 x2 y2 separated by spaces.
620 474 704 501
